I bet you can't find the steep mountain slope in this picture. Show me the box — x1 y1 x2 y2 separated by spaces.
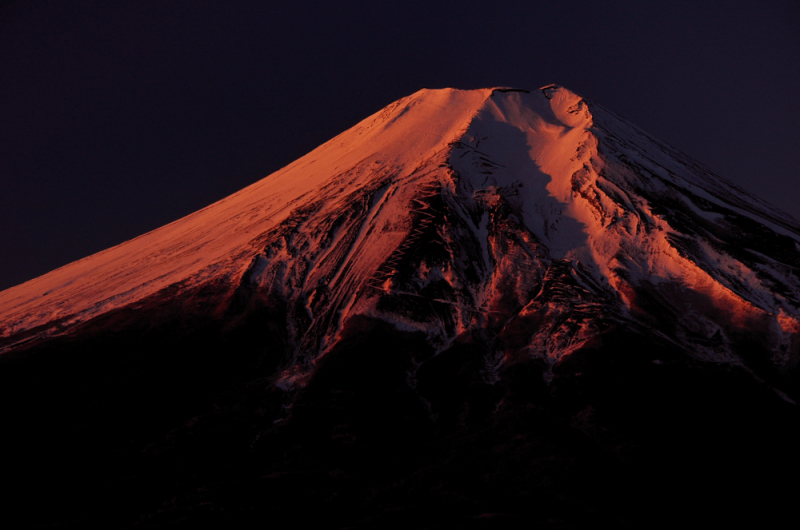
0 88 488 353
1 86 799 529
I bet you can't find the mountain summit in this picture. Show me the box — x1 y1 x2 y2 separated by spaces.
2 86 800 528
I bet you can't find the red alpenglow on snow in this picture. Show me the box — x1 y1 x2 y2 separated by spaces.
2 85 798 378
2 86 800 529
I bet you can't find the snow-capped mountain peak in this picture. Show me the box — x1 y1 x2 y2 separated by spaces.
2 86 799 386
3 85 800 529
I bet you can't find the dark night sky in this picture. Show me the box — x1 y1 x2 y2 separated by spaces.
1 0 799 291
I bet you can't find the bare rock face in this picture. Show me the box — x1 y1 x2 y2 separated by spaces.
1 86 799 529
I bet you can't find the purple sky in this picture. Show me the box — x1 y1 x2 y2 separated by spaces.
1 0 799 291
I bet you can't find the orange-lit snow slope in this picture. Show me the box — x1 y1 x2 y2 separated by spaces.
0 88 492 349
2 85 800 369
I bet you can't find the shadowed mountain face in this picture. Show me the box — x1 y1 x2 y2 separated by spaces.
1 86 799 528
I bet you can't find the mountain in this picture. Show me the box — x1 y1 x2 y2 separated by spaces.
2 85 799 529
